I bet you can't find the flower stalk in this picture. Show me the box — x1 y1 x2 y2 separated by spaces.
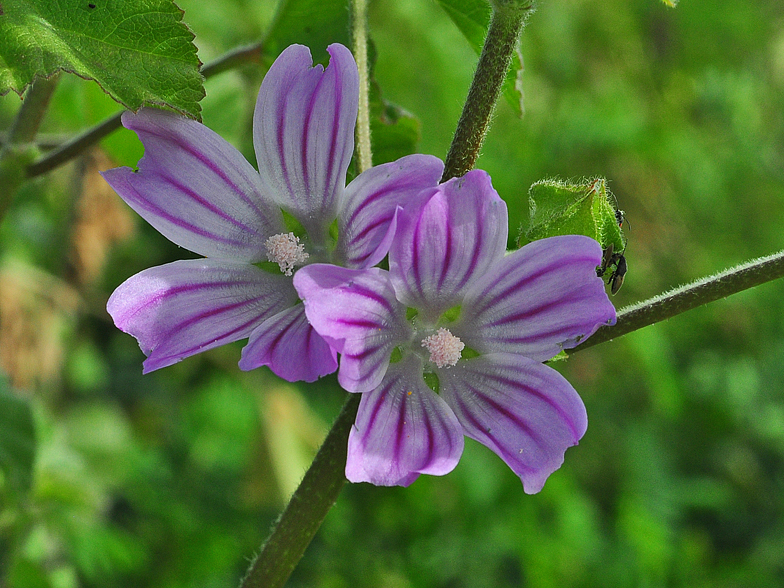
571 249 784 352
441 2 532 182
240 393 360 588
352 0 373 173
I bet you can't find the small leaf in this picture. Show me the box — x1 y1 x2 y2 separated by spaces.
524 177 626 257
660 0 678 7
0 379 36 493
435 0 525 117
0 0 204 119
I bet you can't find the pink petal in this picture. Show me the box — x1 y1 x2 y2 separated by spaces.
337 154 444 268
107 259 296 373
459 235 616 361
253 44 358 231
389 170 508 316
293 264 409 392
102 109 282 262
238 304 337 382
439 353 587 494
347 355 464 486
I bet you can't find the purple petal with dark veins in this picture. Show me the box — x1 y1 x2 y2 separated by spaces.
389 170 508 316
253 44 358 229
293 264 409 393
102 109 283 262
337 154 444 269
458 235 616 362
439 353 587 494
239 304 337 382
107 259 297 374
346 355 464 486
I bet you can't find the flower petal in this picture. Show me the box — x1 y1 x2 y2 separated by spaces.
389 170 508 316
337 154 444 268
107 259 297 373
439 353 587 494
293 264 409 392
253 43 358 230
238 304 337 382
102 109 282 262
459 235 616 361
347 355 464 486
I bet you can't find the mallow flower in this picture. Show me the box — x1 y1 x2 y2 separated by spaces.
102 43 443 382
293 170 617 492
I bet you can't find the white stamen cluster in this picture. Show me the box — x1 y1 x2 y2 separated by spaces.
265 232 309 276
421 327 464 368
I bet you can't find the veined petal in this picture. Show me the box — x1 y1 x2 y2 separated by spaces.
389 170 508 316
337 155 444 268
107 259 296 373
459 235 616 361
102 109 282 262
293 264 409 393
347 355 464 486
239 304 337 382
440 353 587 494
253 44 358 228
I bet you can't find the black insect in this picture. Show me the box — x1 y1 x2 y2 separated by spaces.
597 242 627 295
88 3 96 8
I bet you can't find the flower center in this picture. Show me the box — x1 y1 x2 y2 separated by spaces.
265 232 309 276
421 328 464 368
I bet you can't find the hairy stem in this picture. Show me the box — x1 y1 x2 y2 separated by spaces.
25 43 263 179
240 394 360 588
571 249 784 352
352 0 373 173
441 3 531 182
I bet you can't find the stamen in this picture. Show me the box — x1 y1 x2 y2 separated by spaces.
421 328 464 368
265 232 309 276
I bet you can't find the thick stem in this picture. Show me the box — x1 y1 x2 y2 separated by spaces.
240 393 360 588
571 249 784 353
352 0 372 173
441 4 531 182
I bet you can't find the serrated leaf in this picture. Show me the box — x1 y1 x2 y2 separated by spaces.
435 0 525 117
0 379 36 493
263 0 351 65
524 177 626 255
0 0 204 119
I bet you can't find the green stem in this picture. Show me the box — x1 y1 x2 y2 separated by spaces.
352 0 372 173
25 43 263 179
441 2 532 182
0 74 60 223
239 394 360 588
570 249 784 353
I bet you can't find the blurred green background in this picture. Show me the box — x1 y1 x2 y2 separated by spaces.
2 0 784 586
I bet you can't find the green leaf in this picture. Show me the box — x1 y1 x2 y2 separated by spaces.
263 0 351 65
0 379 36 493
434 0 525 116
0 0 204 119
524 177 626 256
660 0 678 6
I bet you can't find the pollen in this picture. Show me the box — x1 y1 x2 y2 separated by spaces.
421 328 464 368
265 232 309 276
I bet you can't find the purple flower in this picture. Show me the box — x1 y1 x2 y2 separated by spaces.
102 44 443 381
293 170 616 492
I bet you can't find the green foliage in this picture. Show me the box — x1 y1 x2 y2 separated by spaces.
1 0 783 587
0 0 204 119
263 0 351 63
435 0 526 116
525 177 625 254
0 379 36 493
